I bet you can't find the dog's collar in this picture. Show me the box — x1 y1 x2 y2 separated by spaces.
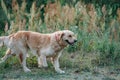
55 33 59 42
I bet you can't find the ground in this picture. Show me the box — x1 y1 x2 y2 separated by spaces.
0 51 120 80
0 66 120 80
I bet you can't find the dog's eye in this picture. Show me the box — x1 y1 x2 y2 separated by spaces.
68 35 72 37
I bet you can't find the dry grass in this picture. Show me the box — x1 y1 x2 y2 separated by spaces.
1 0 120 37
0 1 120 79
1 0 120 67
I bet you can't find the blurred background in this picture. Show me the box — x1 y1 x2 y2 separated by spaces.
0 0 120 79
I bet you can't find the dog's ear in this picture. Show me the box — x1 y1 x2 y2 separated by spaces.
56 31 64 41
59 32 64 40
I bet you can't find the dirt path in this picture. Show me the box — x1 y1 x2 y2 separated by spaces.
0 67 119 80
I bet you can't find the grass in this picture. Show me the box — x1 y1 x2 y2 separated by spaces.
0 0 120 79
0 51 119 80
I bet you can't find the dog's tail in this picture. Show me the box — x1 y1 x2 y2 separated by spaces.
0 36 5 47
0 33 15 47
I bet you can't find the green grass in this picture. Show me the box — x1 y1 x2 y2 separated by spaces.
0 51 119 80
0 1 120 79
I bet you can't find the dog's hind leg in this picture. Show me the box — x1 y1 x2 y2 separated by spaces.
0 49 13 63
20 48 31 72
19 53 23 63
21 53 31 72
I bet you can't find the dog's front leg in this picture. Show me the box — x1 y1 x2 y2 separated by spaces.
39 55 48 68
53 51 65 74
38 56 43 68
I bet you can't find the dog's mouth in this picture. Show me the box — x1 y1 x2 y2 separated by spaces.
65 40 77 45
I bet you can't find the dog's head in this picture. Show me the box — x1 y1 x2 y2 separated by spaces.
55 30 77 45
62 30 77 45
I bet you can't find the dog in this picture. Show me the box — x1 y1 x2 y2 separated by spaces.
0 30 77 73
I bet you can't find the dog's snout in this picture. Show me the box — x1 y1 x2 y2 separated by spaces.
74 40 77 42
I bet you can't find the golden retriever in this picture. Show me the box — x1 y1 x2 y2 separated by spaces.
0 30 77 73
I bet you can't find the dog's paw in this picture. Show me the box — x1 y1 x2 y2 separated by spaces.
38 65 42 68
0 60 3 63
59 70 65 74
24 68 31 72
43 65 48 68
56 69 65 74
38 65 48 69
42 63 48 68
0 58 4 63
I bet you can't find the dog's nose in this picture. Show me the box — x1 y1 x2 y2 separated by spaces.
74 40 77 42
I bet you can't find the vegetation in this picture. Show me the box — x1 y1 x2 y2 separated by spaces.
0 0 120 79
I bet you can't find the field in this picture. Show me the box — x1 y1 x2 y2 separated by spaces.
0 50 120 80
0 51 120 80
0 67 120 80
0 0 120 80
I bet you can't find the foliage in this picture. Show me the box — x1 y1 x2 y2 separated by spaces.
0 0 120 66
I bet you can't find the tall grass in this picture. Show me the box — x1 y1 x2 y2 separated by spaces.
1 0 120 67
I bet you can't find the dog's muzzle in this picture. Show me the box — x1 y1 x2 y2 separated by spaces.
65 40 77 45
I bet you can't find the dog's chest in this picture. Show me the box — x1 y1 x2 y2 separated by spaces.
40 45 62 56
41 47 55 56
